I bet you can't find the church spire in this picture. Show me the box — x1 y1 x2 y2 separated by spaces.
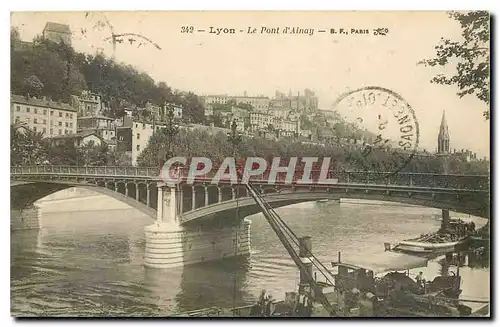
437 110 450 154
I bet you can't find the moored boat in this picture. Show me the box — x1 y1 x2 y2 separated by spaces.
386 219 474 255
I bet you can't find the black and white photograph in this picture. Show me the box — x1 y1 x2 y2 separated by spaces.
9 10 491 318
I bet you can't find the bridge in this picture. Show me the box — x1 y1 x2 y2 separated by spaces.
11 165 490 268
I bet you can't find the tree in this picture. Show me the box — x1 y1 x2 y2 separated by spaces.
76 143 109 166
11 125 50 165
23 75 44 97
419 11 490 119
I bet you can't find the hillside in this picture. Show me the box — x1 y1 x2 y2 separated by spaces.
10 27 205 123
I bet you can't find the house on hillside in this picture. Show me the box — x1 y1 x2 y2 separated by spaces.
48 131 105 148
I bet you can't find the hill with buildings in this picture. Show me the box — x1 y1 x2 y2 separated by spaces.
10 26 205 124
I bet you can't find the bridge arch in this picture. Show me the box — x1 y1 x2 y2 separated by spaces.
10 181 157 219
180 189 489 225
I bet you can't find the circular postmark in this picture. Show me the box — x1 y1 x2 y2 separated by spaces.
331 86 420 179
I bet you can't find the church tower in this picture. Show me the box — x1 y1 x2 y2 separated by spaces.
437 110 450 154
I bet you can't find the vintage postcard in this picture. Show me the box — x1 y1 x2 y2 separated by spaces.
10 11 490 318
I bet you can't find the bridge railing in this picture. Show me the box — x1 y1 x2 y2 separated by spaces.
10 165 160 177
10 165 489 191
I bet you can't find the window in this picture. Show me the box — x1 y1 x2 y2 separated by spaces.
65 122 68 127
16 106 20 112
26 107 30 113
43 119 47 125
43 128 46 134
15 116 20 123
43 109 47 115
25 117 30 123
142 123 146 129
58 129 62 135
51 111 54 116
136 145 140 151
59 112 62 117
65 130 68 134
135 123 138 128
137 133 140 140
50 128 53 135
66 113 69 118
58 121 62 126
33 127 37 132
69 123 73 128
70 114 73 119
34 118 38 124
34 108 38 114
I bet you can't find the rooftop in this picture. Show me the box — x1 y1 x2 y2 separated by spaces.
48 131 99 140
43 22 71 35
11 94 77 112
78 115 114 121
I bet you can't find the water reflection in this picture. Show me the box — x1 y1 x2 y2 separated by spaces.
175 257 253 312
10 199 491 317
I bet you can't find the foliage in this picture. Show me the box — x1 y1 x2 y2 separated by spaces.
207 113 225 128
10 28 206 123
419 11 490 119
235 102 254 111
10 125 50 165
11 36 86 102
137 128 489 174
76 143 109 166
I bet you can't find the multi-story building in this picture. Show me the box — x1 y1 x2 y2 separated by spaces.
276 119 300 137
249 112 278 131
71 91 102 117
11 94 77 137
270 89 319 114
144 102 183 121
42 22 72 46
202 92 270 112
145 101 162 120
77 115 116 143
117 117 172 166
271 107 292 119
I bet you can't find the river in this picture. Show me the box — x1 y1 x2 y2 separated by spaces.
11 193 490 317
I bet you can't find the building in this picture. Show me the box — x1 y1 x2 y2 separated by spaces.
11 94 77 137
270 89 319 114
276 119 300 137
437 111 450 154
42 22 72 46
77 115 116 143
201 93 270 112
144 102 183 121
249 112 278 132
117 118 171 166
165 103 183 120
48 131 104 148
71 91 102 117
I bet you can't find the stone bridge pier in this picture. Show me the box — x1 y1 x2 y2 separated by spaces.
144 183 251 269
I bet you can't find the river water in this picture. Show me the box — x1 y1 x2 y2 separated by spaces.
11 194 490 317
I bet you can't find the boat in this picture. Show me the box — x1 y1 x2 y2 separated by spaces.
328 251 471 316
171 176 477 318
387 219 474 255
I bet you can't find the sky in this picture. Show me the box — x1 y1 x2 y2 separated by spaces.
11 11 490 157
